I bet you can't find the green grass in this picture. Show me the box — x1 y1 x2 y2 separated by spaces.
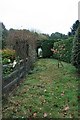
3 59 79 118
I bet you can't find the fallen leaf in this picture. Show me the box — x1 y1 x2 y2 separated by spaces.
44 113 47 117
49 113 51 115
61 93 64 96
64 112 67 115
44 89 47 92
63 106 69 111
39 108 42 110
69 114 72 118
33 112 37 118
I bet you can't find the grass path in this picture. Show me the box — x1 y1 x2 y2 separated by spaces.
3 59 79 118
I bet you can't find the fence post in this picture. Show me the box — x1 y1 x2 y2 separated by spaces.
23 57 27 77
17 56 20 85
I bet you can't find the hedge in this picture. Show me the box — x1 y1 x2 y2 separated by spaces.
71 24 80 72
37 40 54 58
53 37 73 63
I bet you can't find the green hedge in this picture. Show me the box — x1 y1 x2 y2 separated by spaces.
41 40 54 58
37 40 54 58
53 37 73 63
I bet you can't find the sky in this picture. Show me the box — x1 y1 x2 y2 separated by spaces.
0 0 79 35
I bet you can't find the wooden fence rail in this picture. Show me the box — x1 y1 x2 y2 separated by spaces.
2 57 32 94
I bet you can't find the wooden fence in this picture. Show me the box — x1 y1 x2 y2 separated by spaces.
2 57 32 94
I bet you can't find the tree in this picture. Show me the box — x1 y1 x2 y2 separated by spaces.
6 29 38 61
37 33 49 41
70 20 80 36
51 48 63 68
2 23 8 49
71 23 80 72
50 32 68 41
68 32 72 37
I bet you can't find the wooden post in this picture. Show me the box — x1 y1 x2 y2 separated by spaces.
17 56 20 85
58 60 64 68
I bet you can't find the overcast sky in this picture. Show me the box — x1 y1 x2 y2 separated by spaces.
0 0 79 35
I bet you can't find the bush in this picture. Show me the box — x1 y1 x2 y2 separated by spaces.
41 40 54 58
36 40 54 58
71 24 80 72
2 49 16 64
53 37 73 63
1 49 16 76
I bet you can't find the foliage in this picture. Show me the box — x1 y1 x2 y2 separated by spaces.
68 20 80 36
3 59 78 118
6 29 37 62
2 58 11 64
2 49 16 63
71 24 80 72
2 49 16 76
53 37 73 63
50 32 68 41
2 23 8 49
37 40 54 58
37 33 50 41
3 66 14 76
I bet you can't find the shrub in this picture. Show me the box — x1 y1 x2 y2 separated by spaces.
2 49 16 63
53 37 73 63
71 24 80 72
41 40 54 58
42 40 53 58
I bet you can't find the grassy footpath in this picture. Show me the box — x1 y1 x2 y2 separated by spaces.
3 59 79 118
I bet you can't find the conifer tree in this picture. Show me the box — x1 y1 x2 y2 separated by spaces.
71 22 80 72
